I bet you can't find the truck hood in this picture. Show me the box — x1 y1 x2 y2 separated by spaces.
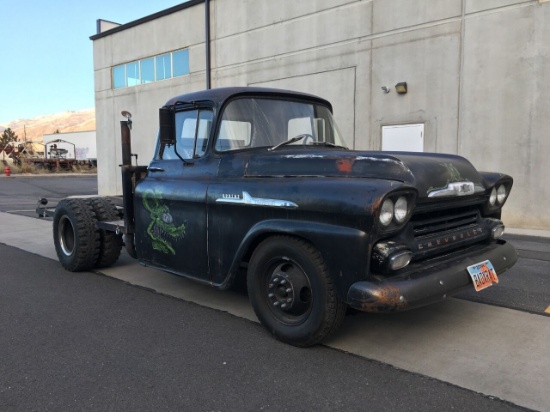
244 149 485 199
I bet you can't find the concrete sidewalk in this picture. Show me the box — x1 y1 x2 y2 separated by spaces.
507 227 550 239
1 211 549 411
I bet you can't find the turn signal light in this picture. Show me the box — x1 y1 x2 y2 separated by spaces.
491 224 505 240
372 241 413 273
388 250 413 271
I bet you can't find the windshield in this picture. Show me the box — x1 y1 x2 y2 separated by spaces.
215 97 347 152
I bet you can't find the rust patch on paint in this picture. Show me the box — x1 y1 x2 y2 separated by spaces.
357 284 408 313
336 158 355 173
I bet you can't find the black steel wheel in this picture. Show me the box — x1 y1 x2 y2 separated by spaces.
247 236 346 347
53 198 99 272
88 197 122 268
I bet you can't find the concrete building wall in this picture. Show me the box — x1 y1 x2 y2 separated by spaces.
92 0 550 229
459 2 550 228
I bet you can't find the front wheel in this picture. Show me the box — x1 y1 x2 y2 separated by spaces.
247 236 346 347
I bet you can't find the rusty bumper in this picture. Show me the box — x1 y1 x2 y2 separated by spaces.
347 240 518 313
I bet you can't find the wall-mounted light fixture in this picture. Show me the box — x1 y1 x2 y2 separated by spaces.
395 82 408 94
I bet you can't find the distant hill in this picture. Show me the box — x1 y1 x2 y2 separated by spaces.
0 109 96 142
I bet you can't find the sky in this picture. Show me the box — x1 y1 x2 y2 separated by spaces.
0 0 189 124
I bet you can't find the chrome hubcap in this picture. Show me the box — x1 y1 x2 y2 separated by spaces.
58 216 75 256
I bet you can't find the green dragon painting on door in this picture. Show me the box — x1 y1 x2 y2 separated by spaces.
143 190 186 255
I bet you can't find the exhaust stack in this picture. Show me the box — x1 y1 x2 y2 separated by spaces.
120 111 137 258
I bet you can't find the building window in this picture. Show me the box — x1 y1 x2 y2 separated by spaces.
156 53 172 81
141 58 155 84
111 48 190 89
126 61 140 87
173 49 189 77
113 65 126 89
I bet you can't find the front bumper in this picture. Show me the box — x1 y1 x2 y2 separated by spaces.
347 240 518 312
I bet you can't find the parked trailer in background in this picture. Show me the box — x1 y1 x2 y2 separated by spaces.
43 131 97 167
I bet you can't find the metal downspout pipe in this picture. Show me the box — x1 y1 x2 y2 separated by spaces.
205 0 211 89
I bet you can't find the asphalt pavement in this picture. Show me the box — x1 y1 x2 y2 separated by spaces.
0 174 549 411
0 243 526 411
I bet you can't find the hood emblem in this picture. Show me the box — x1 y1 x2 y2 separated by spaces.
216 191 298 208
428 163 484 198
428 181 484 198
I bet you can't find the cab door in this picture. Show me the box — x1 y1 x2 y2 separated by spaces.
134 108 218 280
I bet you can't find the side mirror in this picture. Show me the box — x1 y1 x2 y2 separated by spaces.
159 107 176 146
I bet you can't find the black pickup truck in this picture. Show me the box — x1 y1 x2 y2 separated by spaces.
45 87 518 346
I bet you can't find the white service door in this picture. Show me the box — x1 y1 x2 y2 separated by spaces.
382 124 424 152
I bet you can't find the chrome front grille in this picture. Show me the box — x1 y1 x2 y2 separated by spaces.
412 207 480 239
408 205 487 259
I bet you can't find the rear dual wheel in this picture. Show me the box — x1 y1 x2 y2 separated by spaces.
88 198 122 268
53 198 99 272
247 236 346 347
53 198 122 271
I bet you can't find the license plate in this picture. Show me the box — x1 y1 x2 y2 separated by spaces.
467 260 499 292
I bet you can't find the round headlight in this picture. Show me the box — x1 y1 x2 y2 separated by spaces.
489 188 497 206
394 196 408 223
497 185 507 204
379 199 394 226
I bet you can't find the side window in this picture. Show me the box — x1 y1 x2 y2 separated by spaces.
159 109 213 160
195 110 212 157
177 111 198 159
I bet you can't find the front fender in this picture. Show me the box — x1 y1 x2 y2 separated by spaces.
220 219 372 300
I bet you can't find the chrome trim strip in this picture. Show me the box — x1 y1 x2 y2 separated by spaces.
216 191 298 208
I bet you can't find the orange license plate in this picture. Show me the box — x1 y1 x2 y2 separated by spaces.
467 260 499 292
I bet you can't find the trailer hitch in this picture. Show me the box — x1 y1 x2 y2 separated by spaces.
36 198 55 218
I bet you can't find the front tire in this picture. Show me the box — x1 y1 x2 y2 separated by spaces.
247 236 346 347
53 198 99 272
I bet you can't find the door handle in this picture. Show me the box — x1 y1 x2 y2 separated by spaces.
148 167 165 172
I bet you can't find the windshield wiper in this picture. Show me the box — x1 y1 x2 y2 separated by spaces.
268 134 308 151
310 141 348 149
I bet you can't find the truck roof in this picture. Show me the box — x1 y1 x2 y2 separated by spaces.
163 86 333 111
